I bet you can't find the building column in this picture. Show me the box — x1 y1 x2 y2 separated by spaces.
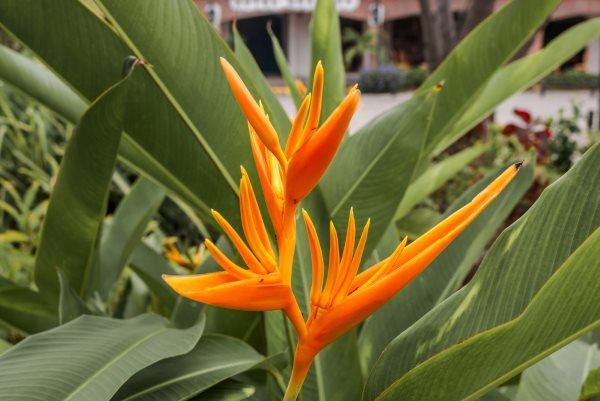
362 21 376 70
286 13 311 79
585 38 599 74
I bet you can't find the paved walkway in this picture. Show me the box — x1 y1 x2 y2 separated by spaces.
278 90 599 133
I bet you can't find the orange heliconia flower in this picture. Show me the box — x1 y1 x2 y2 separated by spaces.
161 58 522 401
282 163 522 400
164 59 360 338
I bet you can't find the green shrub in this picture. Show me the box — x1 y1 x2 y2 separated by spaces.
542 69 599 90
358 64 405 93
358 65 429 93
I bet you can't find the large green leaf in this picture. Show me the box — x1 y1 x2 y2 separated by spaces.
91 177 165 301
514 340 600 401
435 18 600 154
419 0 560 151
34 74 129 300
0 45 86 122
96 0 291 219
0 0 287 226
320 88 438 250
113 334 263 401
365 144 600 400
394 142 488 221
0 314 204 401
367 225 600 401
309 0 345 119
358 161 534 373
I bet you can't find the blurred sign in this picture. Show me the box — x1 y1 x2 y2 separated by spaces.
367 1 385 27
205 2 222 29
228 0 360 13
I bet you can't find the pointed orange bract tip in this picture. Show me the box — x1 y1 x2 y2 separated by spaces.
285 94 312 157
301 62 324 144
220 57 287 168
286 87 360 201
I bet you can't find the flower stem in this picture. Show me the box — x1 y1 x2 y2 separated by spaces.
282 343 316 401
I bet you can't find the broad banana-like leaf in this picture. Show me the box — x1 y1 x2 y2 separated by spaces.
0 45 86 122
0 0 288 226
34 74 130 301
365 144 600 400
514 340 600 401
268 24 303 108
367 225 600 400
435 18 600 154
359 161 534 373
0 314 204 401
309 0 345 119
394 142 488 221
113 334 263 401
91 177 165 301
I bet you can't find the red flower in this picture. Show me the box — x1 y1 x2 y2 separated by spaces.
513 108 532 124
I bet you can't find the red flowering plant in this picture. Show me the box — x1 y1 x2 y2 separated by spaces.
502 107 553 163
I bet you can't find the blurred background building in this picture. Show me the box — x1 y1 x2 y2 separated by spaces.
194 0 600 78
